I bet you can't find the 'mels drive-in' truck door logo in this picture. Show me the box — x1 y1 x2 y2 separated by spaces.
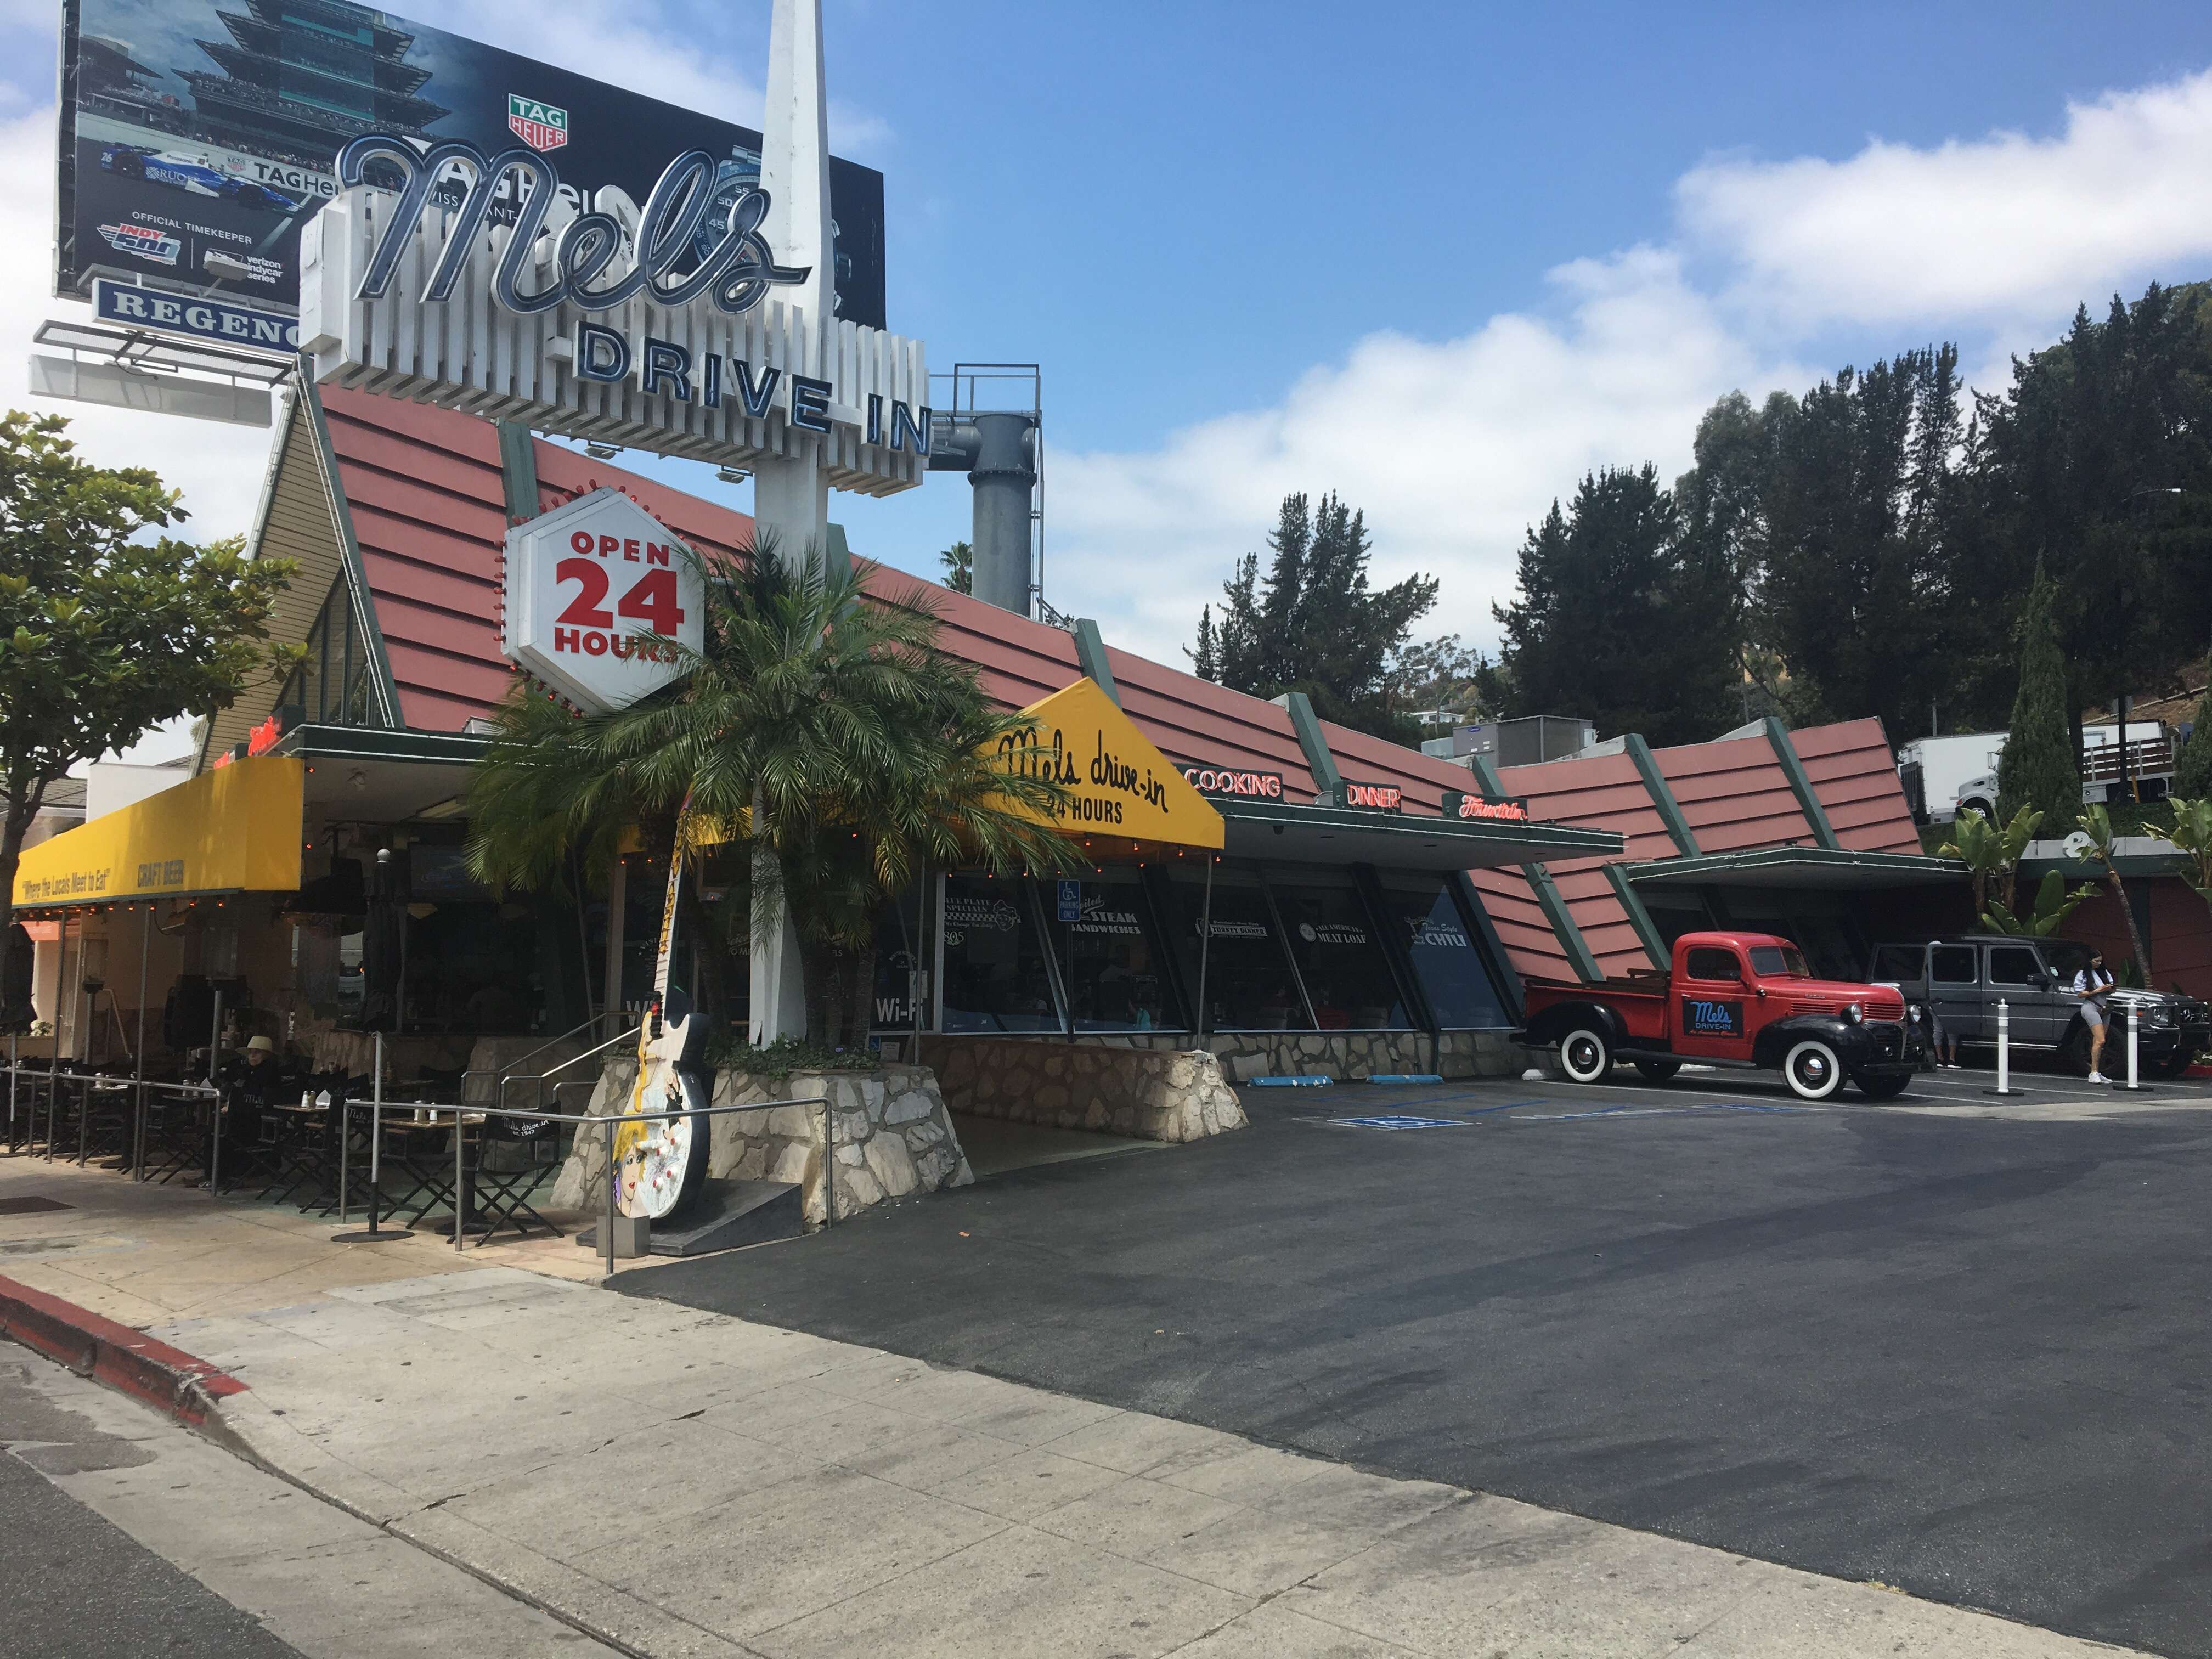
1681 997 1743 1037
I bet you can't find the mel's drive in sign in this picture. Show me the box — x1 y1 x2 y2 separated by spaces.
55 0 885 329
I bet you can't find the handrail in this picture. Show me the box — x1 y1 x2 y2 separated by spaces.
3 1062 220 1170
458 1012 639 1110
496 1024 644 1114
336 1089 836 1276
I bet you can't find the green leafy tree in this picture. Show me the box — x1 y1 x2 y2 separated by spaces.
1939 804 2044 921
1983 869 2098 938
1492 465 1738 747
2172 647 2212 798
1995 563 2081 834
0 410 296 1027
1742 348 1968 736
2164 797 2212 911
1197 492 1438 738
2079 801 2151 978
1973 283 2212 737
1384 634 1496 720
469 544 1080 1047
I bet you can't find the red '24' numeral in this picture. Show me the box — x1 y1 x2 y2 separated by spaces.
553 564 686 635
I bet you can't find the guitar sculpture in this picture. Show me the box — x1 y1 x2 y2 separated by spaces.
612 817 713 1222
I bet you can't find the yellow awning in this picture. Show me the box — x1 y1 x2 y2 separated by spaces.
992 678 1224 852
13 757 304 907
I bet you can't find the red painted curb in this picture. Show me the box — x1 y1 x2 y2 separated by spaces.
0 1273 246 1430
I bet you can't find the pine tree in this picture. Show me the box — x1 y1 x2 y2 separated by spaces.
1188 606 1220 682
2174 642 2212 798
1193 491 1437 738
1996 562 2081 835
1492 466 1736 746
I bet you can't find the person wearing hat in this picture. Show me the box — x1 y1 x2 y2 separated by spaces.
218 1032 292 1159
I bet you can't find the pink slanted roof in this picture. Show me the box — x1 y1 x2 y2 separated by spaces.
319 388 753 733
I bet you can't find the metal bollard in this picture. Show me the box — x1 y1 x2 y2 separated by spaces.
337 1099 349 1223
332 1031 410 1243
1984 999 2017 1097
2121 1002 2145 1092
453 1108 466 1252
602 1119 617 1279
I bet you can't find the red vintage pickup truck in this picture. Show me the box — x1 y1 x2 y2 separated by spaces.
1521 931 1920 1101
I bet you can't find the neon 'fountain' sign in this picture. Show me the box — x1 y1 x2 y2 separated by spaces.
335 134 812 319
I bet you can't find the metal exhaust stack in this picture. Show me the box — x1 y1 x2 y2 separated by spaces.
929 364 1042 618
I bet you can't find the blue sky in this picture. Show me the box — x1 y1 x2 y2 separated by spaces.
8 0 2212 690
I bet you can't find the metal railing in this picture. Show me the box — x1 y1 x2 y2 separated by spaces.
4 1036 221 1171
456 1012 638 1113
336 1087 835 1276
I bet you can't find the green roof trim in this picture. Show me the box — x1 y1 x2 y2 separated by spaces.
1763 716 1841 850
1625 733 1700 856
495 421 540 526
272 724 489 766
1624 846 1965 886
1072 619 1120 706
1278 691 1344 800
299 375 402 731
1470 753 1605 983
1604 862 1669 969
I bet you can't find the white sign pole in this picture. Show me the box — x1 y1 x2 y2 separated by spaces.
748 0 836 1044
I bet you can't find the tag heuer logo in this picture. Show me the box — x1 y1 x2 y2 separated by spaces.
507 95 569 152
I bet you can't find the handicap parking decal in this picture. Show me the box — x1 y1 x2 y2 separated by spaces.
1333 1114 1469 1130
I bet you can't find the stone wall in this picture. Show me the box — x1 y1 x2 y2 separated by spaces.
920 1038 1246 1142
1083 1029 1528 1083
549 1059 972 1228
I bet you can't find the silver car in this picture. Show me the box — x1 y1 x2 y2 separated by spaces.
1868 936 2208 1079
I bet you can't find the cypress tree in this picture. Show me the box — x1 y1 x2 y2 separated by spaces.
1996 563 2081 834
2173 641 2212 798
1188 606 1220 682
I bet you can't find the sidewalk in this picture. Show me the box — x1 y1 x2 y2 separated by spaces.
1 1157 2145 1658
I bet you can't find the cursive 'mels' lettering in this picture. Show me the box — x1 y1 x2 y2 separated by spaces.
336 134 811 319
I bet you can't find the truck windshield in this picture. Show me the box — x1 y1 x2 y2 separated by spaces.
1748 945 1812 978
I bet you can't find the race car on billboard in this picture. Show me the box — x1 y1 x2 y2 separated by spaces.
97 143 300 213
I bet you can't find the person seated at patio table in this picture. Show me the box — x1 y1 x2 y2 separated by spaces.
218 1033 294 1150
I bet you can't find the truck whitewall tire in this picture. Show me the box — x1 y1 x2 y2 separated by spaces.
1782 1038 1845 1101
1559 1027 1612 1085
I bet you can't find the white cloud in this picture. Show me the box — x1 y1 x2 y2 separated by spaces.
1678 67 2212 331
1050 249 1805 663
1059 64 2212 668
0 108 273 543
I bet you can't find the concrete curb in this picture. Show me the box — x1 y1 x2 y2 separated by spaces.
0 1272 247 1434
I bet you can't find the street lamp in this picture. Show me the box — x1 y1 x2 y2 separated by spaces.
2115 487 2185 803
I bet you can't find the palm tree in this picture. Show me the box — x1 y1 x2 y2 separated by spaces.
467 541 1079 1047
2079 803 2152 979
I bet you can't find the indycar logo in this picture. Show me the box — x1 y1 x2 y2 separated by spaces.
98 222 180 266
507 95 569 152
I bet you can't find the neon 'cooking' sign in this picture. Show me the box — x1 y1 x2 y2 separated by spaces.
335 134 812 319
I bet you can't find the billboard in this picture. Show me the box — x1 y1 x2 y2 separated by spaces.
54 0 887 330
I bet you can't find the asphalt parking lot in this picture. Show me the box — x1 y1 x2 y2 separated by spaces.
634 1062 2212 1657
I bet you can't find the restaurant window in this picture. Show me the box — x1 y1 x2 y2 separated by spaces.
871 881 928 1032
1041 868 1187 1033
1374 872 1512 1029
940 875 1064 1034
1163 863 1311 1031
1267 868 1412 1029
277 580 380 727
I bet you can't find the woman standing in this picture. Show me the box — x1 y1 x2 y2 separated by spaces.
2071 948 2117 1084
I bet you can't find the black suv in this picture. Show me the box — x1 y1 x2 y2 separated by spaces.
1867 936 2210 1079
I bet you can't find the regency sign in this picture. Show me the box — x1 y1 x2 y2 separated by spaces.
297 137 928 493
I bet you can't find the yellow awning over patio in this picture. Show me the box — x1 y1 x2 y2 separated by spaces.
13 757 304 908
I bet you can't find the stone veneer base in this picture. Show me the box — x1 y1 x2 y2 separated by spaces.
548 1059 972 1228
919 1038 1246 1142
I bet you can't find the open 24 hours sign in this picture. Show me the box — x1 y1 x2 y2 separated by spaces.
501 489 706 713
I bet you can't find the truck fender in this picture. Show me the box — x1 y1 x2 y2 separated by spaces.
1752 1014 1859 1071
1523 1001 1629 1051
